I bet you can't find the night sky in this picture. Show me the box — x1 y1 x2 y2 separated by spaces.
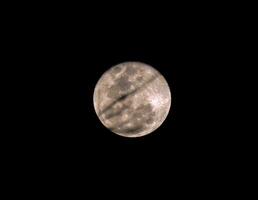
21 26 179 174
5 3 241 195
11 6 228 186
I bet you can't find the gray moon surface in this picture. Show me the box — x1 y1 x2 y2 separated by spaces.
93 62 171 138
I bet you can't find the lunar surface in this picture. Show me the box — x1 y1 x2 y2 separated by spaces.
93 62 171 138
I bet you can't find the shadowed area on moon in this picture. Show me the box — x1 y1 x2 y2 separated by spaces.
99 74 158 116
107 76 132 98
108 103 155 135
100 73 157 135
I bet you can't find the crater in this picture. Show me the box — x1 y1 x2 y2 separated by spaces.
117 76 132 91
136 76 143 82
104 104 129 119
107 85 120 99
112 66 122 74
125 65 137 75
146 116 154 124
138 104 153 114
107 76 132 99
119 124 144 135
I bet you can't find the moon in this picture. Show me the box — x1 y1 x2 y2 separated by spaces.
93 62 171 138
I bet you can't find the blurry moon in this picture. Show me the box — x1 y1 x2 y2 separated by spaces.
93 62 171 138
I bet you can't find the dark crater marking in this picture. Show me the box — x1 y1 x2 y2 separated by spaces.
108 103 155 135
118 125 144 135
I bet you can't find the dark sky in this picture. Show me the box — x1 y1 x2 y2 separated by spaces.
5 4 243 195
11 7 232 188
17 23 179 176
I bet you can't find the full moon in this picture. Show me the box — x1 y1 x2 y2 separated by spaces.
93 62 171 138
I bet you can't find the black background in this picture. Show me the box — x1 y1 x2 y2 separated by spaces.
5 3 240 194
13 14 177 147
13 10 205 170
36 26 178 169
12 12 182 182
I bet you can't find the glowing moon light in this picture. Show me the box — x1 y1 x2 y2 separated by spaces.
93 62 171 138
